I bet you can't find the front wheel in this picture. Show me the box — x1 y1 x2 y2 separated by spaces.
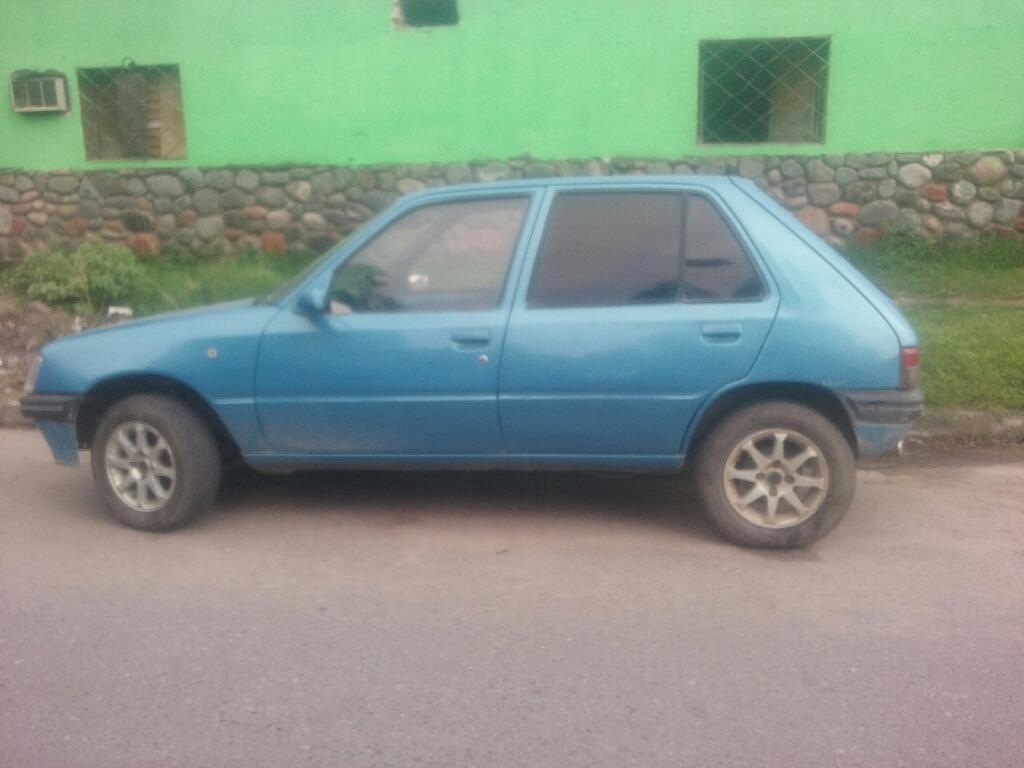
694 402 856 548
91 395 221 531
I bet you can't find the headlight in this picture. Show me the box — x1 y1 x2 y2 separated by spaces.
24 355 43 394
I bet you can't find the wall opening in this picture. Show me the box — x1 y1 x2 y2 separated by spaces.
698 37 830 144
78 63 186 160
393 0 459 28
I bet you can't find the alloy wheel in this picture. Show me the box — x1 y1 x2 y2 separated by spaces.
722 428 829 529
104 421 177 513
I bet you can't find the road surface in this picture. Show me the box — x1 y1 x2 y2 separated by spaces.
1 429 1022 767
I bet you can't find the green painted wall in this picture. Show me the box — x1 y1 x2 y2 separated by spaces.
1 0 1022 171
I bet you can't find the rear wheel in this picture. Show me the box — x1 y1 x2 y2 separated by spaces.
694 402 855 548
90 395 220 531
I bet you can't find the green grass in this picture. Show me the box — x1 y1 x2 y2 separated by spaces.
844 235 1024 301
903 303 1024 411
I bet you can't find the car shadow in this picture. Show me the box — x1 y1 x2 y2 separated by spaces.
208 464 719 542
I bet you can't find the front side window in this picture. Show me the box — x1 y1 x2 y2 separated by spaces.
78 65 186 160
527 191 764 309
328 197 529 313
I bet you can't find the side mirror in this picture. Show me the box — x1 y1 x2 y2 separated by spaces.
295 286 327 316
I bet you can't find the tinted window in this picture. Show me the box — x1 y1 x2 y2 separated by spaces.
528 193 683 309
328 197 528 313
682 196 763 301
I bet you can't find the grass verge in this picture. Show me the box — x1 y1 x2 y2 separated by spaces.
902 303 1024 412
844 234 1024 301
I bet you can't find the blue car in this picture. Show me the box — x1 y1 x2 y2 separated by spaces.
21 176 922 547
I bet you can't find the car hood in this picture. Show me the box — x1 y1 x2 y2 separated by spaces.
65 297 260 341
35 297 282 396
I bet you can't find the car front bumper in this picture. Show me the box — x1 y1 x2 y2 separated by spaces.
840 388 924 457
20 393 82 466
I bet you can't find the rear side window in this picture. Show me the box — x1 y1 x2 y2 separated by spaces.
527 193 683 309
682 196 764 301
527 190 763 309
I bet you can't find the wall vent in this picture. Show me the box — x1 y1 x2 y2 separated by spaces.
9 71 69 113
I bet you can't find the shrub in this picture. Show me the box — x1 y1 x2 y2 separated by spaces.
1 242 147 315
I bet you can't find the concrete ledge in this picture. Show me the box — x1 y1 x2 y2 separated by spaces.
910 410 1024 447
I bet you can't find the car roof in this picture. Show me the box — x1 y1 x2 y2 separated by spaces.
405 174 744 202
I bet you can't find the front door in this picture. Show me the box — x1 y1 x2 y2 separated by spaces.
255 194 534 456
499 188 778 458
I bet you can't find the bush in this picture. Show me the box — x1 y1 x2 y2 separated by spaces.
1 242 147 315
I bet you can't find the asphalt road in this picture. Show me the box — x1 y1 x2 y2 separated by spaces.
1 429 1022 768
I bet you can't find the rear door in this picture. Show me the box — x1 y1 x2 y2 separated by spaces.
498 186 778 459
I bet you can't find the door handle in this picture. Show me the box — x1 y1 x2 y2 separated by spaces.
700 323 742 343
451 330 491 348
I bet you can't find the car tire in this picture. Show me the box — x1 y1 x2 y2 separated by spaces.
694 401 856 549
90 394 221 531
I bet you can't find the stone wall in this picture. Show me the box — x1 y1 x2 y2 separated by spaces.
2 149 1023 261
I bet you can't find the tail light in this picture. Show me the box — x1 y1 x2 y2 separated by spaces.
900 347 920 390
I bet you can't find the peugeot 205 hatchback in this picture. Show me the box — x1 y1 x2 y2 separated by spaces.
22 176 922 548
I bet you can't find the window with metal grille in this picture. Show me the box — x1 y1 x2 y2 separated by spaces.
698 37 830 144
77 64 186 160
394 0 459 28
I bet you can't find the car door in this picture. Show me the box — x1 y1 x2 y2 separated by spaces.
498 186 779 460
255 192 537 456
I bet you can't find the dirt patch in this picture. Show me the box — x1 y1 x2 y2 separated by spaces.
910 409 1024 448
0 299 80 427
863 442 1024 470
0 300 73 396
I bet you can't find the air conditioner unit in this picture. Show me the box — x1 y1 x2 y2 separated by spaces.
9 71 69 113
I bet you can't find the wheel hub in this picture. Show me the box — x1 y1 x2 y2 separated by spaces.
722 428 829 529
104 421 177 513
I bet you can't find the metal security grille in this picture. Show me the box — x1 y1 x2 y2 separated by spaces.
78 64 186 160
699 37 830 145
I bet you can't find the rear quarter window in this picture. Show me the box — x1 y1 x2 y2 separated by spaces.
682 196 764 302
